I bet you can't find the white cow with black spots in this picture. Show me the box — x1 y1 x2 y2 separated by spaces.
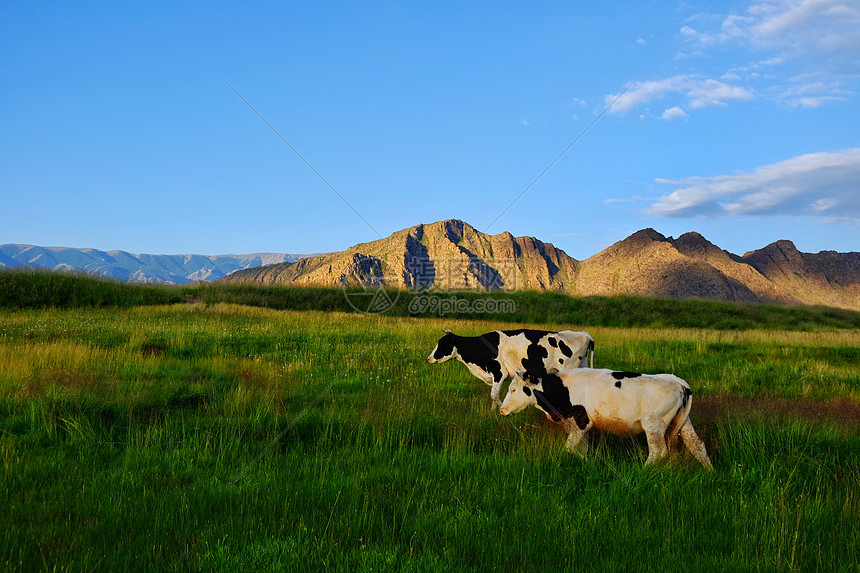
427 328 594 407
500 368 713 469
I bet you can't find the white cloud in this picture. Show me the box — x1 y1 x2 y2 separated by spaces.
608 75 753 114
793 95 848 108
777 71 855 107
646 148 860 220
661 106 688 119
810 197 839 212
615 1 860 116
681 0 860 58
746 0 860 63
687 78 754 108
680 1 860 106
680 13 754 46
604 195 648 204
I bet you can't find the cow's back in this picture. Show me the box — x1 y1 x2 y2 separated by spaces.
552 330 594 369
559 369 685 430
495 329 551 378
491 329 594 380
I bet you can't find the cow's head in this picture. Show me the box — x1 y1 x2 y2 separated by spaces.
499 370 539 416
427 329 457 364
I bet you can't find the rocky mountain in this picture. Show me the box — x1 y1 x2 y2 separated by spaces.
0 244 308 285
221 220 580 293
220 219 860 311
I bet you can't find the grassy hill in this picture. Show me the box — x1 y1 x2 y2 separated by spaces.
1 270 859 570
4 268 860 331
0 268 182 308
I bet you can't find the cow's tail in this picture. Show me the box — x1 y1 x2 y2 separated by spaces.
665 384 693 453
587 338 595 368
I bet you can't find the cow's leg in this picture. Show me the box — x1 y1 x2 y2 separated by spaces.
680 418 714 471
643 417 670 466
644 431 669 465
666 426 682 452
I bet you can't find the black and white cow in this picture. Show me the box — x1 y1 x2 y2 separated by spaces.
500 368 713 469
427 329 594 407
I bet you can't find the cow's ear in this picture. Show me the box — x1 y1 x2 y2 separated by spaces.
442 329 452 334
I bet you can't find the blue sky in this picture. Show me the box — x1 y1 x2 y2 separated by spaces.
2 1 859 260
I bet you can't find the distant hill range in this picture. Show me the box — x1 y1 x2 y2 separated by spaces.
220 219 860 312
0 244 308 285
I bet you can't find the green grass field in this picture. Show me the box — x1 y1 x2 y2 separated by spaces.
1 272 859 571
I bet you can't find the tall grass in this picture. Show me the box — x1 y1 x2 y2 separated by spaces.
0 268 182 309
1 302 859 570
4 269 860 330
197 283 860 331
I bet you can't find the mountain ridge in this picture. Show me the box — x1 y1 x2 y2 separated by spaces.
220 219 860 311
0 244 310 285
5 221 858 311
